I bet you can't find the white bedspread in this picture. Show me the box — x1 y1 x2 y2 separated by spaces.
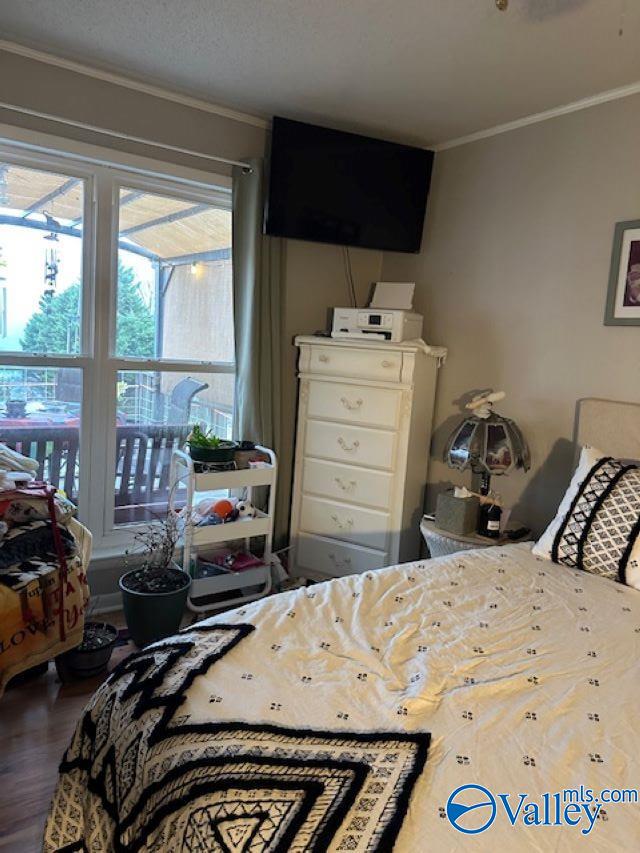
46 543 640 850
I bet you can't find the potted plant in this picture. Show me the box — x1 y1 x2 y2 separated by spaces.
55 619 118 682
187 424 238 464
54 597 118 682
119 511 191 647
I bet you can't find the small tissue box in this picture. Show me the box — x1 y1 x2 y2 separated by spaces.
435 489 479 535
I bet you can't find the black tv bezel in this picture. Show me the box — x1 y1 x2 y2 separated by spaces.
263 116 434 254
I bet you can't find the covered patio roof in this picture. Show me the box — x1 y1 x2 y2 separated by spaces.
0 163 231 264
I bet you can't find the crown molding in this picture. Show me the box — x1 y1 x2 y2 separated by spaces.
4 37 639 151
435 78 640 151
0 38 269 130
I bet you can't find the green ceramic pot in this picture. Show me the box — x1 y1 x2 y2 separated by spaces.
119 565 191 647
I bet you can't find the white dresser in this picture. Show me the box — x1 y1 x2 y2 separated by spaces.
289 335 445 580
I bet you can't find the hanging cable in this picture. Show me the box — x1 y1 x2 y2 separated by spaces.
342 246 357 308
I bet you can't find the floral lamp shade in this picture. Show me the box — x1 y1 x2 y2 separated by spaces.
444 392 531 477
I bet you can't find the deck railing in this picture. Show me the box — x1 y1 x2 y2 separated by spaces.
2 424 190 514
2 426 79 498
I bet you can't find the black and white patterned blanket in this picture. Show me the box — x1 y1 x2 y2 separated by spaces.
45 623 429 852
0 520 78 590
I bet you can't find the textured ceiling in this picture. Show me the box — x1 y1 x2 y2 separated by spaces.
2 0 640 145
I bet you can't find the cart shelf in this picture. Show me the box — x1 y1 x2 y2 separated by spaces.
192 511 271 546
190 565 269 600
169 446 277 614
172 457 276 492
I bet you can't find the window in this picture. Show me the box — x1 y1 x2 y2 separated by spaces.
0 158 88 513
112 186 234 525
114 370 233 525
0 162 85 355
0 146 233 551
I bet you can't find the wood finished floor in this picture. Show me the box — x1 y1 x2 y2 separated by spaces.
0 611 132 853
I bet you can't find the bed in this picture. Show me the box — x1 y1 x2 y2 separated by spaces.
44 399 640 851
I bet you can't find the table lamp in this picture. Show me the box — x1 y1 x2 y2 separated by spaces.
443 391 530 531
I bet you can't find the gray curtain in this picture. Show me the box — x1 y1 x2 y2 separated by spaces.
232 158 282 449
232 158 285 539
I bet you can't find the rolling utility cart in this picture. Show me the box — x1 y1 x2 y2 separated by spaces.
169 446 276 614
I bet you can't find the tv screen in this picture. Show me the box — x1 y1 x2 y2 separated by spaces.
264 117 433 253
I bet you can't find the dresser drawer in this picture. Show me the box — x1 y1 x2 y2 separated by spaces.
309 345 402 383
305 421 396 470
302 458 393 510
296 533 389 578
307 380 401 429
299 495 389 550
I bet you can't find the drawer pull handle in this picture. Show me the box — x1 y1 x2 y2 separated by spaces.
331 513 354 530
340 396 363 410
381 359 394 368
334 477 357 492
337 437 360 453
329 553 352 568
318 354 330 363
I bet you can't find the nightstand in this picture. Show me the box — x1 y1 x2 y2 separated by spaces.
420 517 531 559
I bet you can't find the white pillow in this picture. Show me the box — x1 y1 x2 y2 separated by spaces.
533 445 640 589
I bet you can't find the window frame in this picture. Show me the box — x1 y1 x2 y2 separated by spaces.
0 133 234 555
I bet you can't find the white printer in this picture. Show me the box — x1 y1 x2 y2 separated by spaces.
331 282 423 343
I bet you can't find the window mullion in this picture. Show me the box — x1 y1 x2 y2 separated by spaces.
74 172 96 529
110 358 235 374
84 168 118 543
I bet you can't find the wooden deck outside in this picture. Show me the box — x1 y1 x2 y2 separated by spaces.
3 423 190 520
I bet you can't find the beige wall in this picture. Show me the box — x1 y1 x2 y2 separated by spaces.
161 260 234 418
382 94 640 534
162 261 234 369
0 51 265 174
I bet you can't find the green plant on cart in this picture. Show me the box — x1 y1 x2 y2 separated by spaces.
187 424 225 449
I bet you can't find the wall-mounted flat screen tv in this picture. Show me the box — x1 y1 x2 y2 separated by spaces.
264 117 433 253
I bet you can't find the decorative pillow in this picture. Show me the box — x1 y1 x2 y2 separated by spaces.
533 445 640 588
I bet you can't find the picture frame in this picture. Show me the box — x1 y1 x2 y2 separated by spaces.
604 219 640 326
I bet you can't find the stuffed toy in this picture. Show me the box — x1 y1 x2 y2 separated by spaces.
236 499 256 519
212 498 235 520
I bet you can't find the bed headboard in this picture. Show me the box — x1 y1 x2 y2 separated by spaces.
576 398 640 460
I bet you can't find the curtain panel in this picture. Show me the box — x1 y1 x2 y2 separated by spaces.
232 159 285 541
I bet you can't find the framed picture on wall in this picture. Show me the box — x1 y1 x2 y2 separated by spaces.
605 219 640 325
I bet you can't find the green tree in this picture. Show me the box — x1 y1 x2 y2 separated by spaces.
21 283 82 354
21 261 155 357
113 263 156 358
